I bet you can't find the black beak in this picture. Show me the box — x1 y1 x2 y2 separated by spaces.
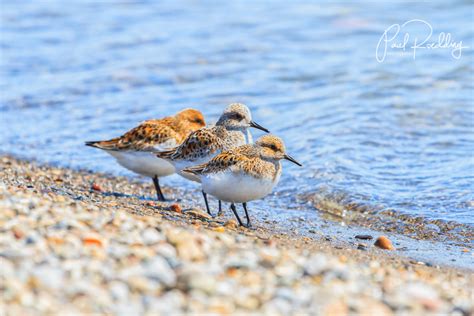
249 121 270 133
284 154 302 166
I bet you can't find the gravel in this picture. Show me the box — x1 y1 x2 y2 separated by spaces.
1 156 473 315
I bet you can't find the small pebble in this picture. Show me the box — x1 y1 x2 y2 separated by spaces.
12 228 24 239
91 183 102 192
357 243 367 250
142 228 162 245
82 236 103 247
355 234 373 240
224 220 238 228
184 209 211 220
374 236 395 250
170 204 182 213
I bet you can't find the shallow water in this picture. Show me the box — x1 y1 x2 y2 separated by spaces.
1 1 473 226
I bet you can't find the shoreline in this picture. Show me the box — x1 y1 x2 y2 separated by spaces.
1 154 472 270
1 156 473 314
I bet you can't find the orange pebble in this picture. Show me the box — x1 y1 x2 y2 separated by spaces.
91 183 102 192
224 220 238 229
374 236 395 250
83 236 103 247
12 228 24 239
170 204 182 213
226 267 239 277
47 237 65 245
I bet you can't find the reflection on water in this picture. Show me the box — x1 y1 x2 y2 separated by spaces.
1 1 473 225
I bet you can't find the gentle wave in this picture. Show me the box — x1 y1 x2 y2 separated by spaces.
1 1 473 226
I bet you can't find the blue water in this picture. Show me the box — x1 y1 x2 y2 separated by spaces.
1 1 473 225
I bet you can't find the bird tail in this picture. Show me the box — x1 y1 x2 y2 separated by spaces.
155 149 176 160
182 164 206 176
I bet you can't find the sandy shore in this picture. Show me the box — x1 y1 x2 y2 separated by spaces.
0 156 472 315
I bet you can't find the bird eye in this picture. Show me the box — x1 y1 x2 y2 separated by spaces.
270 144 278 151
233 113 244 121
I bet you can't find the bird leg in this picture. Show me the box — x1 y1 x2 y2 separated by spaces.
217 200 223 216
230 203 244 226
242 202 252 228
202 191 213 216
152 176 166 201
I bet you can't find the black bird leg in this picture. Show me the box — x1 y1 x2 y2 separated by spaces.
152 175 166 201
242 202 252 228
202 191 213 216
230 203 244 226
217 200 223 216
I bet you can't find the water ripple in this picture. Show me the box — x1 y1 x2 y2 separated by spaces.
1 0 473 226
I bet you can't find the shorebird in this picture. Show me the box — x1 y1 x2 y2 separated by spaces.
183 135 302 227
85 108 206 201
156 103 269 216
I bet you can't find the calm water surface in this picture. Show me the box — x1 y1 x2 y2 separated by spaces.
1 1 473 226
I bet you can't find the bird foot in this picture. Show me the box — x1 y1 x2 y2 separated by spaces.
242 223 255 230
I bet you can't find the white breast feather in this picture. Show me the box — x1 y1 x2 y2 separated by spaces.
107 150 175 178
201 171 279 203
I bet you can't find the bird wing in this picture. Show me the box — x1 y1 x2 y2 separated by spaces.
182 151 242 175
156 127 223 161
85 119 179 152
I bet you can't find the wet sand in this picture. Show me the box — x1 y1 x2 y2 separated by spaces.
1 156 473 315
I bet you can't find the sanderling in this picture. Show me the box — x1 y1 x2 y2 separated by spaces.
156 103 269 215
85 108 206 201
183 134 302 227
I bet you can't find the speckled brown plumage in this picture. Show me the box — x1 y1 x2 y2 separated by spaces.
156 126 248 161
85 108 205 151
155 103 260 164
184 135 289 181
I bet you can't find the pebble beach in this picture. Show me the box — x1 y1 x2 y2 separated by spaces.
1 156 473 315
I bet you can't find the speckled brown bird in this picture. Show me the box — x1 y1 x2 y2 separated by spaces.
156 103 269 215
85 108 206 201
183 135 302 227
